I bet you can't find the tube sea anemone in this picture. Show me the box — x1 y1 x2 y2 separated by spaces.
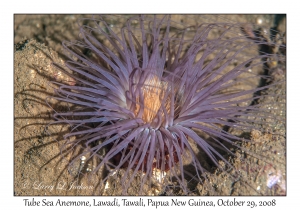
50 15 285 195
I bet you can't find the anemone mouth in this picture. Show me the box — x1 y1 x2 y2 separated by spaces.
133 73 169 124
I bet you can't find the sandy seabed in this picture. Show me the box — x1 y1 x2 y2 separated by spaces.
14 14 286 196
